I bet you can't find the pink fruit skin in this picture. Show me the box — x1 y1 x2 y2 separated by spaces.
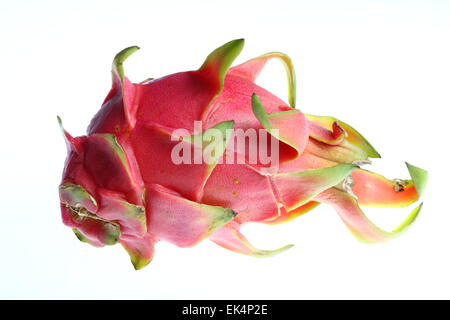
58 39 427 269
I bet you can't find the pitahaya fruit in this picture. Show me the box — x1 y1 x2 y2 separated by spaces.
58 39 428 269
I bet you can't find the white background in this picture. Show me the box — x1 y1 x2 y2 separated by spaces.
1 0 449 299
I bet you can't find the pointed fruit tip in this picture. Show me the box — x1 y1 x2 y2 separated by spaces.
251 93 263 109
116 45 140 56
391 202 423 234
113 46 140 81
72 228 90 244
235 38 245 47
372 149 382 158
131 257 152 270
214 120 235 131
113 46 140 65
251 93 271 129
199 39 245 81
254 243 294 258
405 162 428 197
227 38 245 49
57 115 66 133
122 243 153 270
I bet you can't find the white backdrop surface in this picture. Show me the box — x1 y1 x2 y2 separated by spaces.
0 0 449 299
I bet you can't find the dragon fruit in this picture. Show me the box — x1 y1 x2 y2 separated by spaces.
58 39 428 269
